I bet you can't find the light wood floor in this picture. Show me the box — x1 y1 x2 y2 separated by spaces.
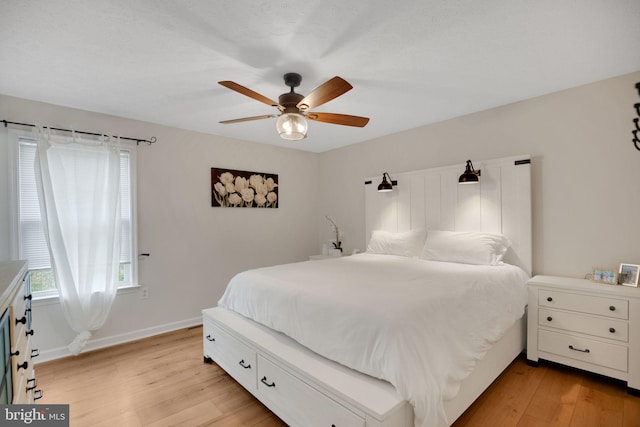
35 326 640 427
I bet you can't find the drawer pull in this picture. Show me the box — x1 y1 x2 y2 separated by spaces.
260 376 276 388
238 359 251 369
27 378 36 385
546 316 553 322
25 329 34 336
34 390 43 400
568 345 590 353
205 334 215 342
31 349 40 358
609 328 616 333
10 350 19 357
547 297 553 302
15 316 27 325
17 361 28 370
609 305 616 311
24 294 32 301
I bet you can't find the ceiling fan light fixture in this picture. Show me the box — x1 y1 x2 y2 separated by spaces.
276 112 308 141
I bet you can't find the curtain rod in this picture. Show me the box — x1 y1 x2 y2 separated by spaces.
2 120 157 146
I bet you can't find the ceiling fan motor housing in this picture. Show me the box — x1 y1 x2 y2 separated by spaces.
279 91 304 112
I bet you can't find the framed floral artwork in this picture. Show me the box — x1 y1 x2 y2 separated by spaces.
211 168 278 208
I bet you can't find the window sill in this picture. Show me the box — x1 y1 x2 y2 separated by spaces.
32 284 142 306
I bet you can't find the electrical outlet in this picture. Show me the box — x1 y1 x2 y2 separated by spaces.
140 287 149 299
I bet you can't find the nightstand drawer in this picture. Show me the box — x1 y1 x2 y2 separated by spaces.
539 308 629 342
538 329 628 372
539 290 628 319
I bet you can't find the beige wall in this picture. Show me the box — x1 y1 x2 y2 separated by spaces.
318 70 640 278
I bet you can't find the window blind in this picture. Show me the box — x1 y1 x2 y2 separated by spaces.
18 139 50 270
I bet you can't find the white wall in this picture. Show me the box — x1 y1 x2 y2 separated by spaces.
0 94 320 360
318 71 640 278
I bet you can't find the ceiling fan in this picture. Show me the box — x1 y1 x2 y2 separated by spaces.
218 73 369 141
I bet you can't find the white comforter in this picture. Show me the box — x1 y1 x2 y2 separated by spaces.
218 253 529 427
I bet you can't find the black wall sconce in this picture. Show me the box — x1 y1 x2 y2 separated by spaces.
458 160 481 184
633 82 640 152
377 172 397 192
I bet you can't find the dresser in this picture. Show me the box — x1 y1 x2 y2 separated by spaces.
0 261 41 403
527 275 640 394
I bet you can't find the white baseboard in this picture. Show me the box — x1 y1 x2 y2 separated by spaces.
34 317 203 364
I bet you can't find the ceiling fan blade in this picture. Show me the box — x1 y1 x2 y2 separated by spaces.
297 76 353 111
219 81 279 107
219 114 277 124
306 112 369 128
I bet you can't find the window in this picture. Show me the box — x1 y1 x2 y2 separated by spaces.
12 133 137 298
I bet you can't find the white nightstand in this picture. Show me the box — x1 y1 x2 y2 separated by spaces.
527 275 640 394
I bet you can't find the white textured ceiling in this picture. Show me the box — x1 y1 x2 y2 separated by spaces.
1 1 639 152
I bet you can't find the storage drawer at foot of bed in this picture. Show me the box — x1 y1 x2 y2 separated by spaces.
538 329 628 372
257 355 365 427
203 320 257 392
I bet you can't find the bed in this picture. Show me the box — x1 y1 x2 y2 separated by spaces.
203 155 532 427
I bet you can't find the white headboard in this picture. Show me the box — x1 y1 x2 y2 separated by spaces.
365 155 532 276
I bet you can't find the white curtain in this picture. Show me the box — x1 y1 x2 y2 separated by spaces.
34 127 122 355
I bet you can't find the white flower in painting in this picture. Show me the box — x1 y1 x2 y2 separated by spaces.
265 177 278 192
228 193 242 206
219 172 234 185
225 182 236 194
255 194 266 206
249 174 263 189
235 176 249 193
267 191 277 205
253 178 267 196
214 182 226 196
241 188 255 203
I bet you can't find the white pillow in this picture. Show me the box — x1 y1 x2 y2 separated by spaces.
366 229 427 258
420 230 511 265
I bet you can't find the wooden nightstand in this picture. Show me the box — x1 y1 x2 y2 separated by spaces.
527 275 640 394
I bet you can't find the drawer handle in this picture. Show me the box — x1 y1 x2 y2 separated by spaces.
25 329 34 337
32 349 40 358
260 376 276 388
238 359 251 369
546 316 553 322
568 345 590 353
609 328 616 333
16 316 27 325
609 305 616 311
547 297 553 302
205 334 215 342
34 390 43 400
24 294 32 301
17 361 28 370
10 350 19 357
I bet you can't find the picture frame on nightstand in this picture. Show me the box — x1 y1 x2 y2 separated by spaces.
619 263 640 287
592 268 618 285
